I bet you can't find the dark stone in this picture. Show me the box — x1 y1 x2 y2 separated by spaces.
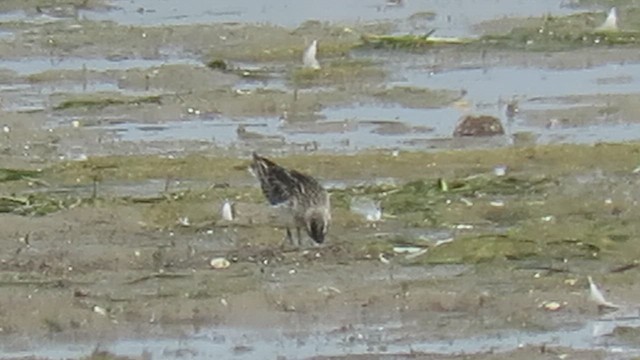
453 115 505 137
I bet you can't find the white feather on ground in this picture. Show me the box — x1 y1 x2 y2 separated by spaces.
303 40 321 70
588 276 619 309
596 7 618 32
221 199 235 221
350 196 382 222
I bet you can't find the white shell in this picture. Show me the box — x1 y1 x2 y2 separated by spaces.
541 301 562 311
303 40 321 70
178 216 190 227
92 305 108 316
210 257 231 269
493 165 507 177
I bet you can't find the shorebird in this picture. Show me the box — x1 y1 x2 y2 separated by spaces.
250 152 331 246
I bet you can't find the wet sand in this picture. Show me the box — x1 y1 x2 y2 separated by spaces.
1 1 640 359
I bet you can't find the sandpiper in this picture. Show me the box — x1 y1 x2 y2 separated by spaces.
250 152 331 246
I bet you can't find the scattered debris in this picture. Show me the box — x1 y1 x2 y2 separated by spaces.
379 253 390 264
609 261 640 274
392 246 425 254
210 257 231 270
92 305 108 317
317 285 342 297
177 216 191 227
540 301 563 311
435 238 454 247
394 246 429 260
460 198 473 206
493 165 507 177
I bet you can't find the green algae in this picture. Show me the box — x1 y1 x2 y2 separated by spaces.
290 59 386 87
362 9 640 52
4 142 640 268
42 143 640 185
0 192 80 215
478 11 640 51
54 94 162 110
360 31 472 49
0 168 40 182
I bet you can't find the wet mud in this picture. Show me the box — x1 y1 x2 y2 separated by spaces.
1 1 640 359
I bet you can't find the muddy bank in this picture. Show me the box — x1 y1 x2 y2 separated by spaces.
1 144 640 359
2 1 640 359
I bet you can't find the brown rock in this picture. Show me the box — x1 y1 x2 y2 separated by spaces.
453 115 505 137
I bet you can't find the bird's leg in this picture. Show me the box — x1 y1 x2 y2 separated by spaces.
284 227 294 246
296 227 302 247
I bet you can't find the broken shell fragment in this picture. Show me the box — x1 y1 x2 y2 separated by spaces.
210 257 231 269
493 165 507 177
92 305 108 316
540 301 562 311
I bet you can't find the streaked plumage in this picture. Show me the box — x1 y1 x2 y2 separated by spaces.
250 152 331 245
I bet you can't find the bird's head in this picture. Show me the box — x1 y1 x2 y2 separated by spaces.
306 208 330 244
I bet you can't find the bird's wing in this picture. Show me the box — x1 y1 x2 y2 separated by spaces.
252 154 299 205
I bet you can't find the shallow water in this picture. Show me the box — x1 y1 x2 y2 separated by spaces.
3 315 640 360
396 62 640 106
0 57 200 76
88 0 575 37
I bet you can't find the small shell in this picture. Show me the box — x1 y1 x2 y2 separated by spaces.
379 253 390 264
541 301 562 311
92 305 108 316
493 165 507 177
210 257 231 269
177 216 190 227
